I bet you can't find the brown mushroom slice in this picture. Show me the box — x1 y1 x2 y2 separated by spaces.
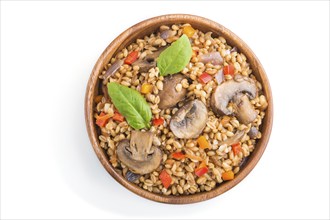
116 131 162 175
170 100 208 139
158 74 187 109
233 93 258 125
134 58 156 73
133 60 155 73
211 75 257 116
134 46 168 73
219 130 245 146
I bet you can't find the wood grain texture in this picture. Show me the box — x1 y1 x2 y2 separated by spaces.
85 14 273 204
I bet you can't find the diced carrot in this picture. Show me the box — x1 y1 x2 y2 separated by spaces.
195 161 208 177
113 112 124 122
159 170 172 189
96 120 106 127
198 72 213 84
232 143 242 156
223 64 235 76
153 118 164 126
140 83 153 94
183 26 196 38
94 95 103 103
124 51 139 65
95 112 110 120
222 170 235 181
172 152 186 160
197 136 211 149
96 112 111 127
220 116 231 125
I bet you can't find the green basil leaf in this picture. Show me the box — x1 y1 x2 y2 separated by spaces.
107 82 151 130
157 34 192 76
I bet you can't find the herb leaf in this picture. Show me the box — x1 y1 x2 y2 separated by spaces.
157 34 192 76
107 82 151 130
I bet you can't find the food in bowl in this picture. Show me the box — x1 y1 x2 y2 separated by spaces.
94 23 268 196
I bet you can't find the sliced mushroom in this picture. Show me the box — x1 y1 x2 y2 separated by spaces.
134 46 168 73
233 93 258 124
211 75 258 124
116 131 162 175
158 74 187 109
134 58 156 73
170 100 208 139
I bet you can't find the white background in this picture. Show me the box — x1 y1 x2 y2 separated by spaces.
1 1 329 219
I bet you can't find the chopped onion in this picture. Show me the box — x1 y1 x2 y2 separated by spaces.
199 52 223 65
219 130 245 146
225 47 237 55
160 30 175 40
102 85 110 101
102 59 124 84
230 47 237 53
215 69 224 84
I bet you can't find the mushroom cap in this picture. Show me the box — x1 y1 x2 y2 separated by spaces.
116 131 162 175
170 99 208 139
232 93 258 125
158 74 187 109
211 75 257 116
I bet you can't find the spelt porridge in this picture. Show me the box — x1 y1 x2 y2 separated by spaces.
93 23 268 196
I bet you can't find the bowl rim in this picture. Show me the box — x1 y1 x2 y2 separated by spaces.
85 14 273 204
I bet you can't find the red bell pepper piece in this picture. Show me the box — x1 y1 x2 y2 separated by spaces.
223 64 235 76
195 161 208 177
153 118 164 126
232 143 242 156
159 170 172 189
124 51 139 65
113 112 124 122
199 72 213 84
96 112 111 127
172 152 186 160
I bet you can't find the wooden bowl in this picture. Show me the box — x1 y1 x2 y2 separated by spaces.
85 14 273 204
